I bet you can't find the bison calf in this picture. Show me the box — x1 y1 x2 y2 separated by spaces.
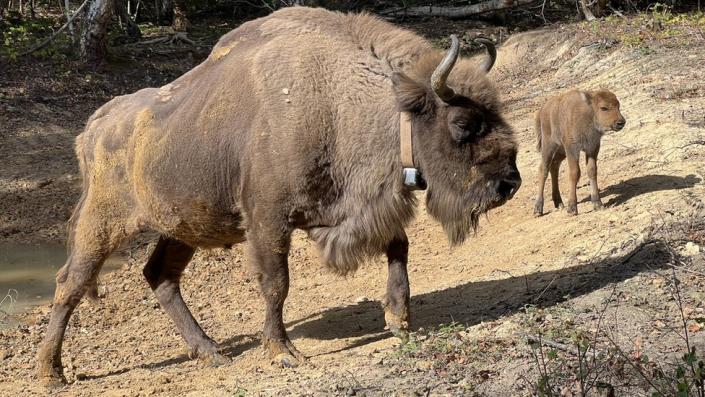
533 89 625 216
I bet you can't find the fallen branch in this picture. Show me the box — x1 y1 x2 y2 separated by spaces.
381 0 539 19
19 0 90 56
526 333 581 356
608 5 626 18
134 32 196 47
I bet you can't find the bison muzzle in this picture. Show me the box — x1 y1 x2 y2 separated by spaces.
37 6 520 385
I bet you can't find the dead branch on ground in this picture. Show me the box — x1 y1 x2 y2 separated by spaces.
134 31 196 46
381 0 539 19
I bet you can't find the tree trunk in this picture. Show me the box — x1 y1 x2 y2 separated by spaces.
114 0 141 38
65 0 76 43
595 0 607 16
579 0 596 21
157 0 172 25
382 0 538 19
172 0 189 31
80 0 115 63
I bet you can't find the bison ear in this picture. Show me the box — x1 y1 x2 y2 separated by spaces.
581 91 592 104
392 72 434 114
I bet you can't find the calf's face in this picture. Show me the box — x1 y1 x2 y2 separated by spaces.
590 90 626 132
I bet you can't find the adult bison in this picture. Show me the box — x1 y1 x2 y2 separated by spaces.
37 6 521 385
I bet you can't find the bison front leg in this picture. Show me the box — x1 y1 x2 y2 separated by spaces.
143 237 228 365
586 153 603 211
383 236 410 343
248 229 304 368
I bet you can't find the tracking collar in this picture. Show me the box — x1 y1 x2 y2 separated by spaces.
400 112 427 190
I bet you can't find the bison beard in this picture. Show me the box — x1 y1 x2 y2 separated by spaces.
427 183 488 246
36 6 520 385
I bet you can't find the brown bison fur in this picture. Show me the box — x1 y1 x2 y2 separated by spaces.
533 89 626 216
37 6 521 385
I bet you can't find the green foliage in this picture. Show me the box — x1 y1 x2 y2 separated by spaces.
233 387 247 397
650 347 705 397
0 17 72 61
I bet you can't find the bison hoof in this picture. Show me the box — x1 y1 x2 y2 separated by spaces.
567 203 578 215
391 327 410 344
593 201 604 211
274 353 300 368
39 370 68 389
187 343 228 366
384 310 410 343
265 338 306 368
554 201 564 209
533 203 544 217
202 352 230 367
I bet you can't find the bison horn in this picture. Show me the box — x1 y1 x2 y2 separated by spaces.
474 37 496 73
431 34 460 102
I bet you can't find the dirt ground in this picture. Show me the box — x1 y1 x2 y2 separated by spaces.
1 13 705 397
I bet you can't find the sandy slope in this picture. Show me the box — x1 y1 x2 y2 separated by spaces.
1 22 704 396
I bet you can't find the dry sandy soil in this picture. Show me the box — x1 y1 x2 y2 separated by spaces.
1 13 705 397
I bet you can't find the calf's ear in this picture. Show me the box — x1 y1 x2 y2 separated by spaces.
581 91 592 104
392 72 435 115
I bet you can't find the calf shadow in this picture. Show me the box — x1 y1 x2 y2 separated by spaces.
287 239 671 343
593 174 701 207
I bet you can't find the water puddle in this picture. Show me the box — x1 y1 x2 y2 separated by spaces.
0 243 125 322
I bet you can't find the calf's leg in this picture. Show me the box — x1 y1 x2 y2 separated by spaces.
534 144 558 216
550 152 566 209
383 235 410 342
566 152 581 215
586 153 603 211
142 237 227 364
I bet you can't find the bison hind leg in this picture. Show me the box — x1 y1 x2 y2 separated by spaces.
37 199 131 386
549 151 566 209
142 237 229 366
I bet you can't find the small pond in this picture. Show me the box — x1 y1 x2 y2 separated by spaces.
0 243 124 320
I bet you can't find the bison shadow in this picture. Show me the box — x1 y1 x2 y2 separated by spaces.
84 238 670 379
584 174 701 208
81 333 260 381
286 239 671 347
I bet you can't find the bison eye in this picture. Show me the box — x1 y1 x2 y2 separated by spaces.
600 106 609 111
450 118 486 142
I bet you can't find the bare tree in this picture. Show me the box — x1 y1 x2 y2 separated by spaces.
65 0 76 43
580 0 596 20
115 0 141 39
80 0 115 63
173 0 189 31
